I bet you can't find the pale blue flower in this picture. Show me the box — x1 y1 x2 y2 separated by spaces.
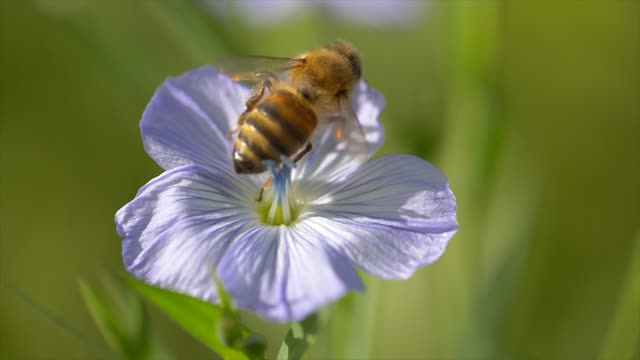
116 66 457 322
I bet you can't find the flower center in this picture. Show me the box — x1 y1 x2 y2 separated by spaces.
257 159 300 226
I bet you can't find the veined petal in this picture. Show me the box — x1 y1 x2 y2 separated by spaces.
141 66 250 170
293 80 385 199
217 226 363 322
116 164 258 302
301 154 458 279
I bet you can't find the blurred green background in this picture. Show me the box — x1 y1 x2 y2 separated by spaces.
1 1 639 359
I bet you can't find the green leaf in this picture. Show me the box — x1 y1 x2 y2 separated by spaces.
79 278 175 360
277 313 322 360
125 276 253 360
79 280 130 357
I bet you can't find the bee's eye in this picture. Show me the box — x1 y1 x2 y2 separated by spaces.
300 87 319 102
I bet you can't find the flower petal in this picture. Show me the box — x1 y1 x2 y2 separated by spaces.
116 164 258 303
217 226 363 322
301 154 458 279
354 80 386 157
141 66 250 170
293 80 386 199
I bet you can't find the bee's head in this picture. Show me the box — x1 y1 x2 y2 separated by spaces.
294 41 362 103
326 40 362 80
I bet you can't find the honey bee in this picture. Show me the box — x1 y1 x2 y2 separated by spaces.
225 41 366 200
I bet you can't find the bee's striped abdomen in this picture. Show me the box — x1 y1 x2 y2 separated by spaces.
233 89 317 174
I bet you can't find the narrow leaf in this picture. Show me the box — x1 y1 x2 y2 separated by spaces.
79 277 175 360
125 276 250 360
4 281 114 359
79 280 131 357
277 313 322 360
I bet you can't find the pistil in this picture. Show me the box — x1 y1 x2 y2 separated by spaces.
259 158 298 226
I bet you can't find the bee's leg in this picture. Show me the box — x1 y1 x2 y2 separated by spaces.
245 73 275 110
245 82 267 108
257 176 273 202
227 113 247 138
229 75 275 138
292 143 313 163
227 127 241 138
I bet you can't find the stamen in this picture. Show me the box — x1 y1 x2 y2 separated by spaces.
261 157 298 226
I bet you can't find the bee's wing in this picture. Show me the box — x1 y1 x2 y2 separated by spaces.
331 94 370 156
294 95 370 191
318 96 369 156
217 55 305 83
